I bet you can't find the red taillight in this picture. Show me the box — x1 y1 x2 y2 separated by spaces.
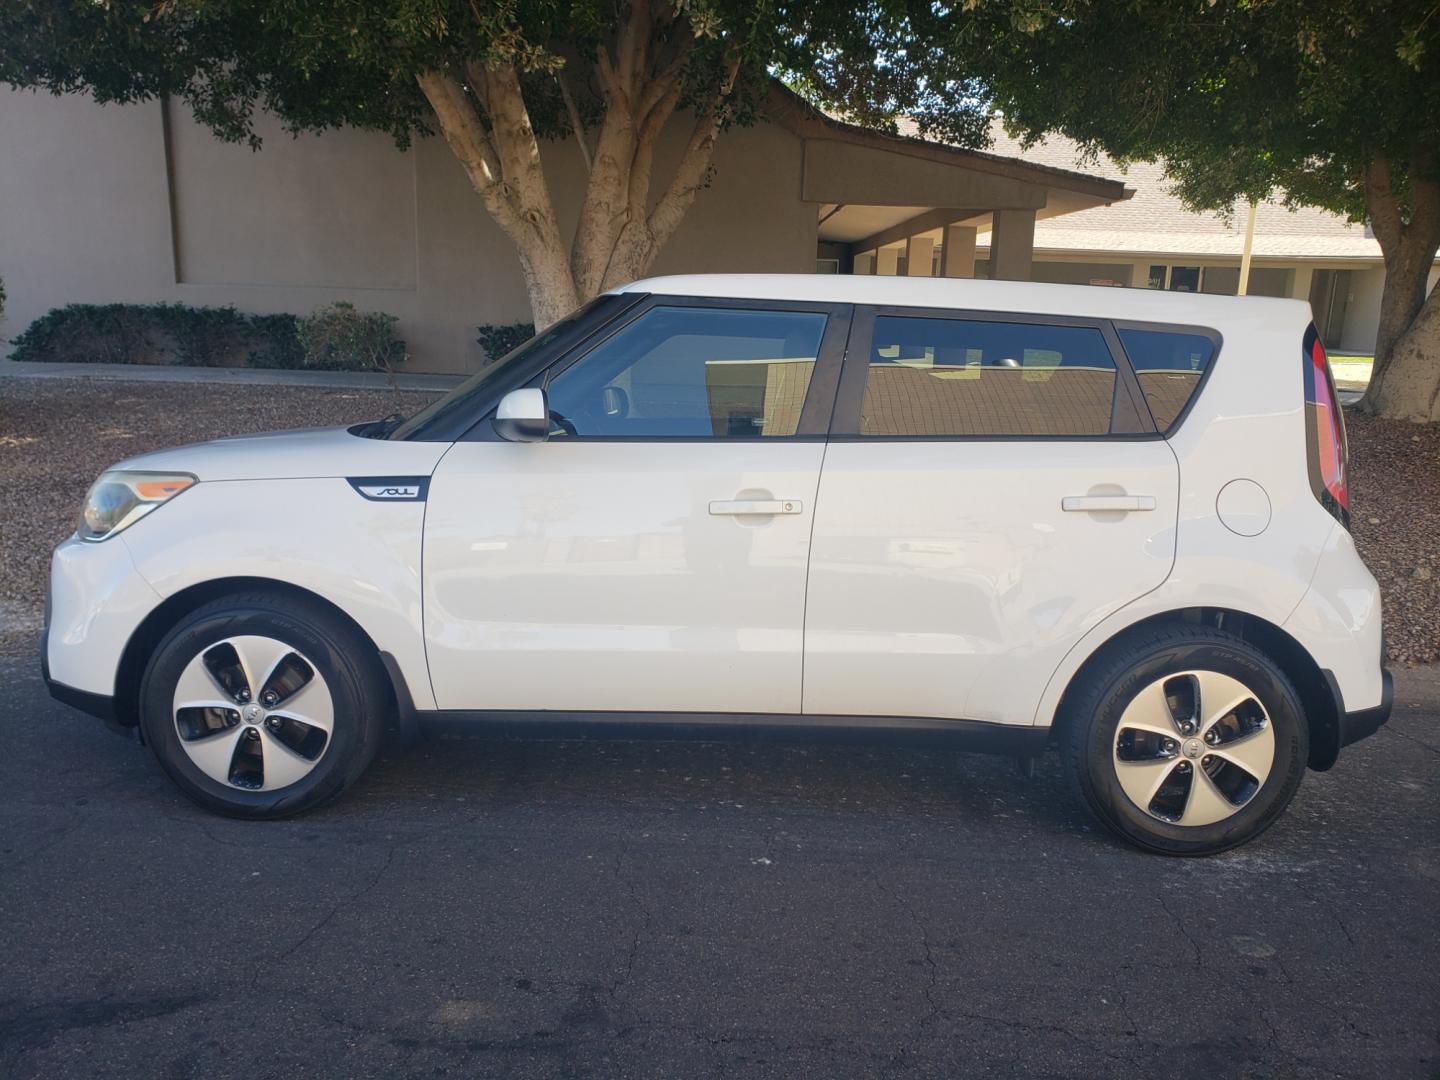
1303 327 1349 526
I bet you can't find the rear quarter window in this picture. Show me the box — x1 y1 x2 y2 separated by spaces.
1117 328 1217 431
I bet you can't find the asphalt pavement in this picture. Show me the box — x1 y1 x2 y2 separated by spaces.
2 657 1437 1079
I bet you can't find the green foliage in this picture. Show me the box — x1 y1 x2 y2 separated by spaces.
476 322 535 364
244 314 306 369
8 303 303 367
295 301 407 374
952 0 1440 221
0 1 993 155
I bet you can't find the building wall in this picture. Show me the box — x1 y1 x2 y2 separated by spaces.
0 90 817 373
996 250 1394 353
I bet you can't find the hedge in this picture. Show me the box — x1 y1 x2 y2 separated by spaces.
9 303 302 367
8 301 406 373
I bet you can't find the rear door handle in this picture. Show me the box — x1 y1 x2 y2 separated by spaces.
1061 494 1157 513
709 499 802 516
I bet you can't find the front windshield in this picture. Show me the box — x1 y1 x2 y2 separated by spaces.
388 295 629 440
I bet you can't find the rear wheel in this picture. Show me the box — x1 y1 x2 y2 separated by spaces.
139 593 386 818
1063 626 1308 855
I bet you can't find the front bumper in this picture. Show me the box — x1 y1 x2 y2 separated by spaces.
43 534 159 738
41 618 129 735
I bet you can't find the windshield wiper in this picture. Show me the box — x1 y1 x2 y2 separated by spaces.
355 412 407 439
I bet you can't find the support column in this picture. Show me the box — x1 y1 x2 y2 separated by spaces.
1291 264 1314 302
991 209 1037 282
874 246 900 276
940 225 977 278
905 236 935 277
853 251 875 275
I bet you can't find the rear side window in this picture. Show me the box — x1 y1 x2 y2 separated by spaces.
1118 328 1216 431
858 316 1118 436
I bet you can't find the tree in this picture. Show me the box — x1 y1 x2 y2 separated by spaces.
1 1 989 329
949 0 1440 421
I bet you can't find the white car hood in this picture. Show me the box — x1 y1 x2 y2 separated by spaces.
110 426 451 482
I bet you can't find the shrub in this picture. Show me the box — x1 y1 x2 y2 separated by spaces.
8 302 303 368
476 321 535 363
0 275 6 324
244 314 305 369
11 303 162 364
296 301 407 375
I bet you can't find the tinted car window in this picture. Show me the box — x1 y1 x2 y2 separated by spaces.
1118 328 1216 430
545 306 825 438
389 294 632 441
859 316 1117 436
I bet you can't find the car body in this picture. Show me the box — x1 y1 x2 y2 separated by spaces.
44 274 1391 852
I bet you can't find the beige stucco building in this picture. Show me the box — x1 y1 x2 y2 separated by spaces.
842 126 1440 357
0 87 1130 373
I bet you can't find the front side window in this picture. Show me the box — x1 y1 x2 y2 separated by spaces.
389 294 632 440
858 316 1118 436
544 306 826 438
1119 327 1217 431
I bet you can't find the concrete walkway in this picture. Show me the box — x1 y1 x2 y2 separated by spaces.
0 358 462 392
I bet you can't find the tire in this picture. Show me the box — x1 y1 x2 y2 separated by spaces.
1061 624 1309 855
139 591 387 819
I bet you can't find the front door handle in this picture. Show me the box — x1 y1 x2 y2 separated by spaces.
709 499 803 516
1061 494 1157 513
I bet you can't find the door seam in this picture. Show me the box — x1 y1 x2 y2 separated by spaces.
799 438 830 715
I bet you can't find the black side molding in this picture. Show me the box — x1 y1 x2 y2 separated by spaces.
45 675 136 739
1339 668 1394 749
415 709 1051 755
378 650 422 748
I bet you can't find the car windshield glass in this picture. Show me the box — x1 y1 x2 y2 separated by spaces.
388 295 630 440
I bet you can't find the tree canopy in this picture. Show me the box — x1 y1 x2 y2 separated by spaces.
2 1 995 324
952 0 1440 419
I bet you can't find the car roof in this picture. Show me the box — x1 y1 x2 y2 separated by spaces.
612 274 1307 328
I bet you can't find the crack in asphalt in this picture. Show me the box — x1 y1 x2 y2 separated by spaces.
1156 892 1203 969
1382 725 1440 758
607 842 652 1002
248 844 398 991
872 873 942 1031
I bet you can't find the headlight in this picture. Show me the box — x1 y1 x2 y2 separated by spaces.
79 471 196 542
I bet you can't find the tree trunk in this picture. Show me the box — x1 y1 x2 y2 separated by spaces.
416 68 578 329
1365 280 1440 421
418 7 737 334
1357 151 1440 419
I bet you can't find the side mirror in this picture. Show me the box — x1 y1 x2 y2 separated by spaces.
493 387 550 443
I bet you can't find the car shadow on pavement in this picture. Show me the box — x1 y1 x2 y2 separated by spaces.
336 729 1099 840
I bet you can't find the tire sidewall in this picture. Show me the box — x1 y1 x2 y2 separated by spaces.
140 601 369 818
1079 638 1308 855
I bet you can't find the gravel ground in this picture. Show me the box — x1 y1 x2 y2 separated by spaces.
0 379 437 655
1 376 1436 663
1346 412 1440 664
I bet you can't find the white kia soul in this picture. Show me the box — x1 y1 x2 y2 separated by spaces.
44 275 1391 854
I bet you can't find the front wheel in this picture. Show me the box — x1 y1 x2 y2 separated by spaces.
139 592 387 818
1062 626 1309 855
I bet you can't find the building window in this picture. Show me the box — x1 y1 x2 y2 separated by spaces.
858 316 1118 437
1147 265 1167 289
1168 266 1201 293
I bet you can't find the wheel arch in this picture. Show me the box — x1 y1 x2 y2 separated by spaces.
112 577 414 741
1050 607 1341 771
